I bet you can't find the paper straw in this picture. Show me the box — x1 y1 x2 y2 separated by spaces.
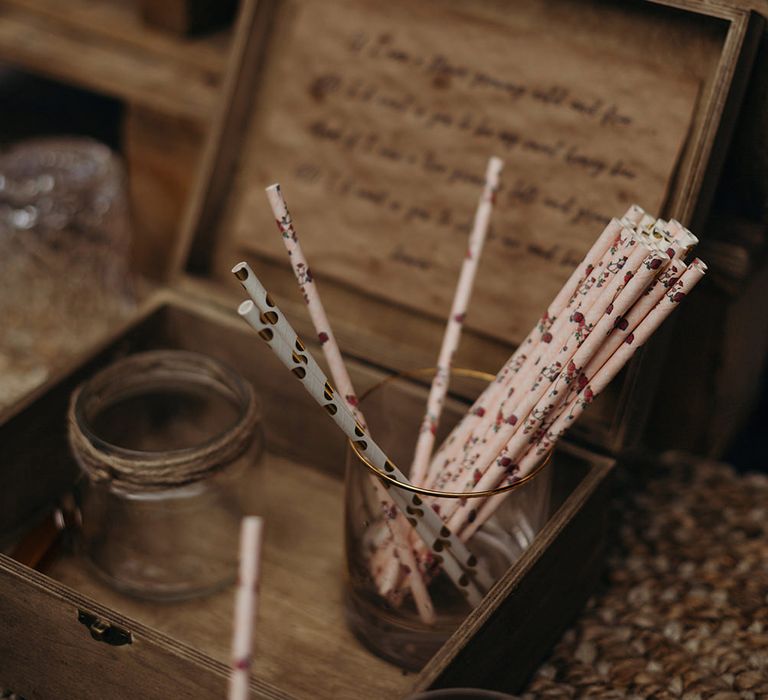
233 265 492 603
430 221 640 498
236 296 487 605
425 206 645 490
446 247 668 533
540 258 707 459
228 516 264 700
266 183 363 410
261 188 436 623
579 219 696 378
489 249 669 477
582 245 687 377
436 233 653 530
445 226 646 492
404 222 651 579
462 258 707 539
410 157 502 486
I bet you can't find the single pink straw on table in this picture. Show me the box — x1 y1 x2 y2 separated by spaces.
409 156 503 487
265 184 435 623
229 516 264 700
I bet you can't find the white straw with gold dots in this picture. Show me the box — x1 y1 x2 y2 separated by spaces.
233 264 492 604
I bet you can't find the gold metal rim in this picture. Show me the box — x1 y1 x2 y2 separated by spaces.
349 367 553 499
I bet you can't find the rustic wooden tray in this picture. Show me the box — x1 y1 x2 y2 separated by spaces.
0 0 762 697
0 293 613 698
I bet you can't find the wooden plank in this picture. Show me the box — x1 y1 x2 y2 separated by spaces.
123 106 207 280
1 0 230 73
0 0 229 121
208 0 710 344
683 9 764 230
137 0 237 37
44 454 413 700
0 554 288 699
174 0 278 276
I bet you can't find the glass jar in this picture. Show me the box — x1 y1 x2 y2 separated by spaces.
68 350 263 601
344 369 552 670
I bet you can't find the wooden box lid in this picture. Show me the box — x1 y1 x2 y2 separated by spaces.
171 0 761 454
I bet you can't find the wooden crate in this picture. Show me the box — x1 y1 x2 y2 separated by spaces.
0 0 763 697
0 292 613 698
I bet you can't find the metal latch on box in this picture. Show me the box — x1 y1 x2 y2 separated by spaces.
77 609 132 646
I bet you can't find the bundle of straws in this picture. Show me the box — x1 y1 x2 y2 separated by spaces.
232 157 707 625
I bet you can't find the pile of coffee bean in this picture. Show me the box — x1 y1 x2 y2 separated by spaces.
522 451 768 699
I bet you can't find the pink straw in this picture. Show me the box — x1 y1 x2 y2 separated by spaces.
265 184 435 623
229 516 264 700
461 258 707 540
410 156 503 486
440 224 645 498
424 205 645 490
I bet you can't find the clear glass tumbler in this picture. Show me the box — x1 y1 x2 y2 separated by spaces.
68 350 263 601
344 369 552 670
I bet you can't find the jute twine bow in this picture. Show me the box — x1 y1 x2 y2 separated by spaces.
68 350 258 493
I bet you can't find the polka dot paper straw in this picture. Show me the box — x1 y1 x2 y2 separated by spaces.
228 516 264 700
233 264 492 605
409 156 502 486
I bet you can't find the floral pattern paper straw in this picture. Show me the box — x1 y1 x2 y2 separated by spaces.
538 259 708 454
462 259 707 539
466 248 669 498
228 516 264 700
233 265 492 604
439 226 646 499
262 186 435 622
435 235 654 529
410 156 502 486
398 223 651 580
425 206 645 490
266 183 362 410
581 242 686 377
446 248 668 533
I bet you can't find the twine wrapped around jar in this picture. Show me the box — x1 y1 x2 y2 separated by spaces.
68 350 259 493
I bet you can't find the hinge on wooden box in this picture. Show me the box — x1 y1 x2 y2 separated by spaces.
77 610 132 646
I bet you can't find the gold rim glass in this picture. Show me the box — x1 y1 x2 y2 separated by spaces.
348 367 552 498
